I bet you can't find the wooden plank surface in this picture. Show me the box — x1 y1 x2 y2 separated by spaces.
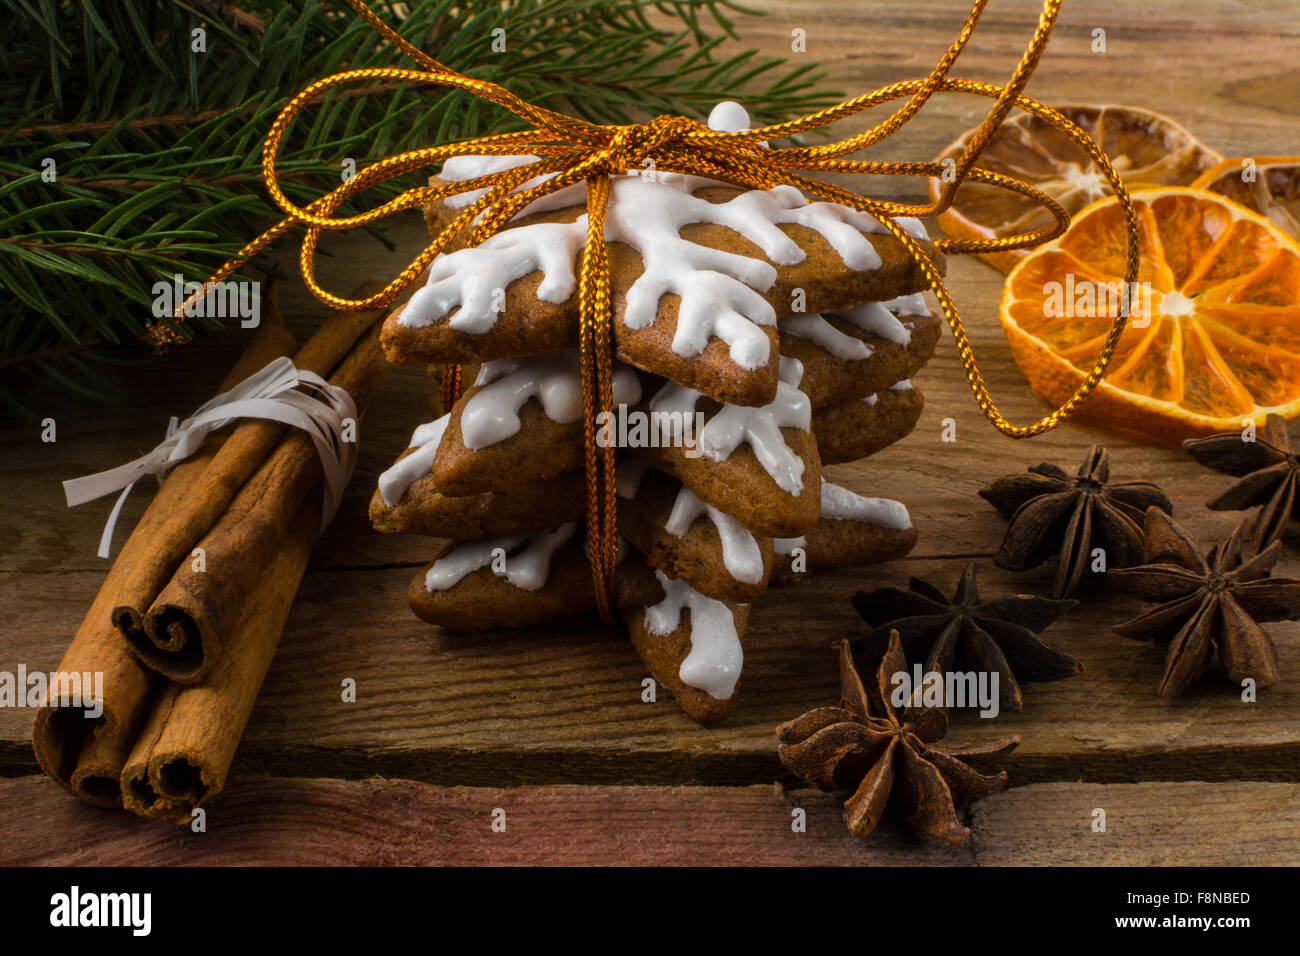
3 0 1299 857
2 775 1295 865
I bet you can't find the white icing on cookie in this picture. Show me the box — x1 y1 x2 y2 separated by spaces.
441 153 585 218
460 350 642 450
838 301 912 346
883 292 929 316
645 569 744 700
378 414 450 507
406 218 591 333
773 536 806 555
780 291 927 359
425 523 576 592
403 172 784 369
781 313 873 360
820 483 911 529
601 176 783 370
837 303 909 348
650 356 812 495
707 100 753 134
664 486 765 585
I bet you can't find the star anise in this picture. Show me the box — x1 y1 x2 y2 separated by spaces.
1111 507 1300 697
980 445 1173 598
777 635 1019 845
851 562 1079 712
1184 414 1300 550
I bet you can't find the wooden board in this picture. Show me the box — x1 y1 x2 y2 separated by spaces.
3 0 1299 863
2 775 1296 866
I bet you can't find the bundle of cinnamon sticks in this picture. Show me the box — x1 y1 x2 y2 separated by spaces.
33 290 388 823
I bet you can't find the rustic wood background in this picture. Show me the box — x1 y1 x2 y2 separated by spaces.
3 0 1298 865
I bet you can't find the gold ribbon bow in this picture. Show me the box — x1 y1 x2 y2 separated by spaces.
149 0 1139 621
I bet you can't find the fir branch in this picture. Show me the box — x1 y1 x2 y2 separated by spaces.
11 106 239 139
1 0 841 413
181 1 266 35
0 336 102 370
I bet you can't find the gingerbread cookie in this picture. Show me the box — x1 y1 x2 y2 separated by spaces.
617 556 750 725
772 482 918 583
371 449 584 538
384 106 943 408
813 381 924 465
779 294 940 409
433 350 644 495
616 458 773 603
642 356 821 537
406 523 595 630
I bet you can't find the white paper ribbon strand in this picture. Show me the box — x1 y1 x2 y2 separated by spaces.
63 357 359 558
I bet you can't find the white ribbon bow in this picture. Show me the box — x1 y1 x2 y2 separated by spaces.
63 357 359 558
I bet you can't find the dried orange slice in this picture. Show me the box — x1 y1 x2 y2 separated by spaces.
932 105 1222 272
1193 156 1300 239
999 187 1300 442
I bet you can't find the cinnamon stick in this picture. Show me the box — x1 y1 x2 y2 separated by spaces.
70 708 159 808
138 320 388 683
123 495 318 822
120 684 184 819
32 316 297 804
114 287 385 663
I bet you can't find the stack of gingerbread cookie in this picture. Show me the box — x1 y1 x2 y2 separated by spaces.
370 103 943 723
